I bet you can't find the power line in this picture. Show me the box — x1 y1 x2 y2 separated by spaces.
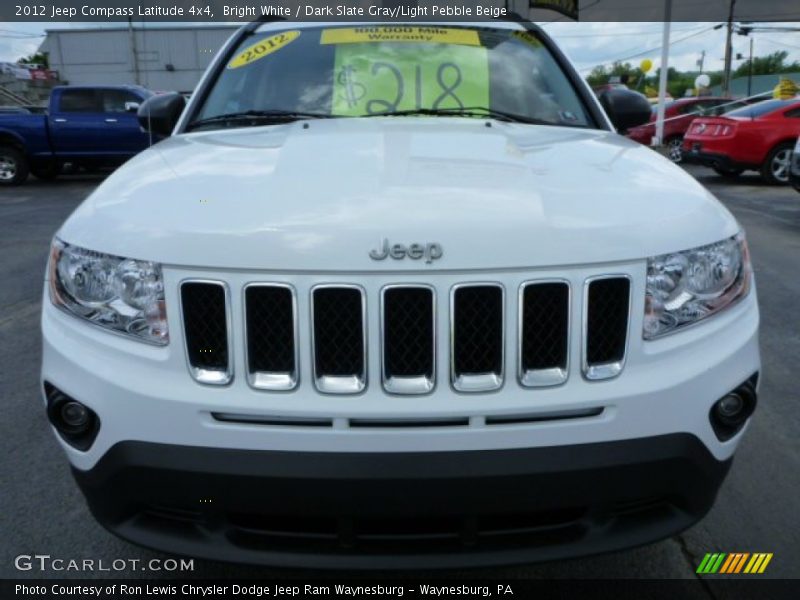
0 29 44 38
552 26 706 38
575 25 717 72
756 37 800 53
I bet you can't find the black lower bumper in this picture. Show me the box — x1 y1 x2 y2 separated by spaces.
682 148 753 171
72 434 731 569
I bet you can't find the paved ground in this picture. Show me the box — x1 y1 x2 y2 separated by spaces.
1 166 798 585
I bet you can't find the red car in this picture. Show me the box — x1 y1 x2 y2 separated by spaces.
626 97 734 163
683 98 800 184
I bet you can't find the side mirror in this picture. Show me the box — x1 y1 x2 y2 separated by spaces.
124 101 140 113
137 93 186 137
790 138 800 193
597 88 652 133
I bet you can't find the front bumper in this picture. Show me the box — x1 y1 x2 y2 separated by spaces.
41 263 760 567
74 434 730 569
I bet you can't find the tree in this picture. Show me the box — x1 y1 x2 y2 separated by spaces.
586 65 609 88
17 52 49 68
733 50 800 78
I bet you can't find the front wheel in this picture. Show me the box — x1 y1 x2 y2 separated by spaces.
712 166 743 179
0 146 28 186
760 143 793 185
665 136 684 163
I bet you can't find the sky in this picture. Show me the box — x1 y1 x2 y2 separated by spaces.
1 21 799 76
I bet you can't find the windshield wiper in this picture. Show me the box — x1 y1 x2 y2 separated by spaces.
186 109 332 131
359 106 558 126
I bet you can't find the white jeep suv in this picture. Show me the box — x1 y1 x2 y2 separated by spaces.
41 19 760 568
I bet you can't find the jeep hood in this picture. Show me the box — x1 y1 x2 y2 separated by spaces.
59 118 739 271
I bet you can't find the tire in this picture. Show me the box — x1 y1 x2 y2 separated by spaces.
712 166 743 179
665 136 684 163
760 143 793 185
30 160 60 181
0 145 29 186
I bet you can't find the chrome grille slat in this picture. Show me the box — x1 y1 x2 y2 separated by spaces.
180 280 232 385
583 275 631 381
518 281 570 387
310 285 367 394
381 285 436 395
244 284 298 391
450 284 505 393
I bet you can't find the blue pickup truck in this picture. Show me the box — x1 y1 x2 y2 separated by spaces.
0 85 154 185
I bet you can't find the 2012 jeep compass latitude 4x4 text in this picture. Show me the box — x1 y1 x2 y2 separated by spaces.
42 20 760 568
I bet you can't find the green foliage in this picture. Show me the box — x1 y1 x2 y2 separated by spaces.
17 52 49 68
586 50 799 98
732 51 800 78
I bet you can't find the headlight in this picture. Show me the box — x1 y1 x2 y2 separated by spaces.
644 233 751 339
48 238 168 345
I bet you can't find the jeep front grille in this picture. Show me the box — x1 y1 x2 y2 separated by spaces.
180 281 231 384
179 274 633 392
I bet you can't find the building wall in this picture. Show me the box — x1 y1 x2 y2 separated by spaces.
41 26 237 93
710 72 800 98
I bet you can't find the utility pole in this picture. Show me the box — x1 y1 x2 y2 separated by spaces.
128 17 140 86
722 0 736 96
697 50 706 73
747 37 754 97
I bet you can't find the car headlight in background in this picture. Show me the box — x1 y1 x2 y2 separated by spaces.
48 238 168 345
644 233 751 339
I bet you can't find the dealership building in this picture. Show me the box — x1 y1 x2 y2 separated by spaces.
39 25 238 93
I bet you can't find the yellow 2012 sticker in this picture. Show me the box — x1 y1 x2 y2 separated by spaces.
321 27 481 47
227 31 301 69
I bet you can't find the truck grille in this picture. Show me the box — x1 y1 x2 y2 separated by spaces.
179 275 632 393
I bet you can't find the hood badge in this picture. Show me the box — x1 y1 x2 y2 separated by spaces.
369 238 443 264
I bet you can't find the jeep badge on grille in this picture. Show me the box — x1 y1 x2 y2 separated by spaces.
369 238 443 264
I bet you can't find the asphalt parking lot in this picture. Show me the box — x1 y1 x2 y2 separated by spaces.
1 165 798 584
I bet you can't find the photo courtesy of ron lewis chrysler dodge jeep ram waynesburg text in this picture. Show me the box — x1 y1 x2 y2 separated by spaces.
41 20 760 568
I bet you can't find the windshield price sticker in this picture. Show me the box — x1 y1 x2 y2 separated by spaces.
228 31 301 69
322 27 481 47
332 44 489 117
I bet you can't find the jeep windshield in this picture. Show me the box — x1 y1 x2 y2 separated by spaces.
187 24 594 131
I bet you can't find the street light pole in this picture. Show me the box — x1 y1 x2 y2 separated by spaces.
655 0 672 146
748 37 754 97
722 0 737 96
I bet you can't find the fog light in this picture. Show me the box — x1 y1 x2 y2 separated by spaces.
44 382 100 451
709 377 757 442
60 401 90 432
715 393 744 426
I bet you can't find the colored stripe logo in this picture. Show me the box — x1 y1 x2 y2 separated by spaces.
697 553 773 574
